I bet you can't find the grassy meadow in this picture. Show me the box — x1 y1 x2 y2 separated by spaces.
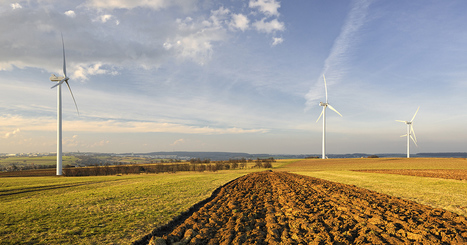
1 158 466 244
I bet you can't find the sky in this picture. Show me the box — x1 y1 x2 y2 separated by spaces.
1 0 466 155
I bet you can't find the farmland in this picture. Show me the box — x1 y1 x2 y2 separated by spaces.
148 171 467 244
286 158 467 217
1 158 466 244
0 156 78 170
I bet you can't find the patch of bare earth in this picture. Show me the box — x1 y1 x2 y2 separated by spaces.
144 171 467 244
355 169 467 181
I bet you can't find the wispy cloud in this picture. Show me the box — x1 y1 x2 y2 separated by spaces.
10 3 22 9
84 0 197 12
253 18 285 33
272 37 283 46
305 0 373 110
0 115 269 135
64 10 76 18
170 138 185 146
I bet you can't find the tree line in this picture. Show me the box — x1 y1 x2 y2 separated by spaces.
62 158 275 177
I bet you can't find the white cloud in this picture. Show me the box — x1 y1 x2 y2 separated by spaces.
210 7 230 27
11 3 22 9
271 37 283 46
249 0 280 16
230 13 249 31
163 12 229 64
166 34 215 65
73 63 114 80
98 14 113 23
64 10 76 18
252 18 285 33
3 128 20 139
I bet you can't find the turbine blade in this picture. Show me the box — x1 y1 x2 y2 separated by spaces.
410 124 417 143
316 108 324 123
395 120 406 123
65 81 79 115
411 106 420 122
328 104 343 117
61 33 67 77
51 78 66 89
400 134 407 137
410 135 418 146
323 74 328 103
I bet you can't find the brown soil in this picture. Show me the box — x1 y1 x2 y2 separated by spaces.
355 169 467 181
0 168 56 177
144 171 467 244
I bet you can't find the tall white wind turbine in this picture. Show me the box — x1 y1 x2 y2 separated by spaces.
50 34 79 175
396 107 419 158
316 75 342 159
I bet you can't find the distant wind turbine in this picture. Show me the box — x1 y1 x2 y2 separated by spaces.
316 75 342 159
396 106 419 158
50 33 79 175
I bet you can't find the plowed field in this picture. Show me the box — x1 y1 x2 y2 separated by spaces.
145 171 467 244
355 169 467 181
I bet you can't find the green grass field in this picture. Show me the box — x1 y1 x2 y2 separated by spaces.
0 170 260 244
0 156 78 168
1 158 466 244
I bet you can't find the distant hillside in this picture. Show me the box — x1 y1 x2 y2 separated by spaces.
416 152 467 158
140 151 255 161
66 151 467 161
129 152 467 160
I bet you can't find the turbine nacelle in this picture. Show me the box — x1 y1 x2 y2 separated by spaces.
319 102 327 107
50 74 69 83
50 74 64 81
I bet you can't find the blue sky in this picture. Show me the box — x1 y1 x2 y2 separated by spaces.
1 0 466 154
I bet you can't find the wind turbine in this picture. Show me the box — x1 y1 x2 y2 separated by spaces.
50 34 79 175
316 74 342 159
396 106 419 158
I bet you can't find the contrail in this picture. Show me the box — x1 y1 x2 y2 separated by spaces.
305 0 373 111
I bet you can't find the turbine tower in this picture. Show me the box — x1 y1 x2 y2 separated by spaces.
396 107 419 158
50 34 79 175
316 75 342 159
